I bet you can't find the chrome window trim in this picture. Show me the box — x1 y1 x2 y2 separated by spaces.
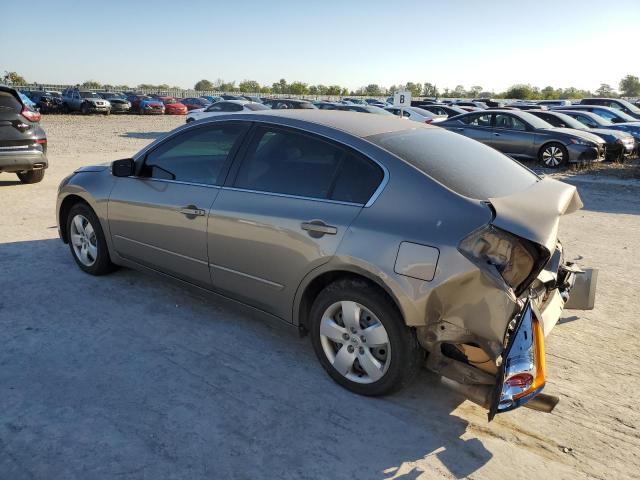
124 176 222 189
133 116 391 208
221 186 364 207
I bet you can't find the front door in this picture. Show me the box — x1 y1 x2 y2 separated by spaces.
208 125 385 320
108 122 248 288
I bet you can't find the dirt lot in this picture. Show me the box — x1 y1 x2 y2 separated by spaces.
1 114 639 479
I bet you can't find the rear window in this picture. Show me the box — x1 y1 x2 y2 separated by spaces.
0 91 22 112
366 128 538 200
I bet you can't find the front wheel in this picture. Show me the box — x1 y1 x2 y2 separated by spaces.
66 203 117 275
309 279 423 396
539 142 568 168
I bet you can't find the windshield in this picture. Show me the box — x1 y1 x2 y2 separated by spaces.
613 99 640 114
162 98 177 104
367 128 538 200
80 92 101 99
606 108 636 121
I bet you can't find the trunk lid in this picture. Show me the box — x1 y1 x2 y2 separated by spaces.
488 178 582 252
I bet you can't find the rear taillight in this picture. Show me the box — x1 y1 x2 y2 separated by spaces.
425 118 433 124
22 107 41 123
36 138 47 145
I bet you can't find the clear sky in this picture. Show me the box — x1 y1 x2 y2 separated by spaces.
2 0 638 92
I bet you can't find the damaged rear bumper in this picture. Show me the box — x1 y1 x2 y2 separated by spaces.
433 257 598 419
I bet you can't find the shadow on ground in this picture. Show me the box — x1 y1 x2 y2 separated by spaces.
0 238 492 480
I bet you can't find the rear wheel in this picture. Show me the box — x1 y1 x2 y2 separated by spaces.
17 169 45 184
81 103 90 115
66 203 116 275
309 279 423 396
539 142 568 168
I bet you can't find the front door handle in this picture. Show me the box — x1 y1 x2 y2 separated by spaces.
301 220 337 237
454 127 464 131
493 132 501 136
179 205 206 218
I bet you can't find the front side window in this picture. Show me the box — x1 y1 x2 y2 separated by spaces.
234 127 344 200
141 124 246 185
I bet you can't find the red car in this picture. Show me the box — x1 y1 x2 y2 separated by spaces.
179 97 211 111
158 96 188 115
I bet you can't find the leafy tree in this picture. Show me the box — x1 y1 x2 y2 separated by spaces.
194 79 214 91
326 85 342 95
272 78 288 94
308 85 319 95
452 85 466 97
469 85 483 97
289 81 309 95
540 86 558 99
364 84 382 96
260 85 272 94
423 82 438 97
504 84 537 99
3 71 27 85
595 83 616 97
239 79 261 93
81 80 101 89
619 75 640 97
405 82 422 97
219 81 236 91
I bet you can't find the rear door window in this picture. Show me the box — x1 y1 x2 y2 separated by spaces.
494 113 526 130
141 124 247 185
233 127 343 200
330 153 384 204
463 113 492 127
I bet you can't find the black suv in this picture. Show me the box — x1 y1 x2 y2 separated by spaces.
0 85 48 183
580 98 640 119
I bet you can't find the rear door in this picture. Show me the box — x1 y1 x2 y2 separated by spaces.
108 122 249 288
490 113 535 156
207 124 385 320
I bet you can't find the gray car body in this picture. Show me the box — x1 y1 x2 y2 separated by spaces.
56 110 588 404
439 109 605 163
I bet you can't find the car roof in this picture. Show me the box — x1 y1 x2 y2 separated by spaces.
210 109 426 137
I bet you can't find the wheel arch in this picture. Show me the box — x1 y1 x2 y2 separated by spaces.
58 194 91 243
294 266 405 333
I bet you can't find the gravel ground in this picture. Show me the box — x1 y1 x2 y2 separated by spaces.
1 114 639 479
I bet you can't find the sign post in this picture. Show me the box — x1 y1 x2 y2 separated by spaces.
393 90 411 118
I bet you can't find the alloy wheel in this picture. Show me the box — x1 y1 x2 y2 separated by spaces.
542 145 565 167
70 214 98 267
319 301 391 384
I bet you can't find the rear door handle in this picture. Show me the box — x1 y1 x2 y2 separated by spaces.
493 133 501 136
179 205 206 217
301 220 337 237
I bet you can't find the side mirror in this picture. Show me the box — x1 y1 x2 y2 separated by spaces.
112 158 135 177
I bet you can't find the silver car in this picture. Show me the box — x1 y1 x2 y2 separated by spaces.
56 110 597 419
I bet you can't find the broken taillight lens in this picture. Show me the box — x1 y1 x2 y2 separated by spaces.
459 225 546 296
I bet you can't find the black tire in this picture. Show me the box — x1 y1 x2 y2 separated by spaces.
17 169 45 184
81 103 89 115
309 278 424 396
538 142 568 169
66 202 117 276
104 109 110 116
62 103 70 114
